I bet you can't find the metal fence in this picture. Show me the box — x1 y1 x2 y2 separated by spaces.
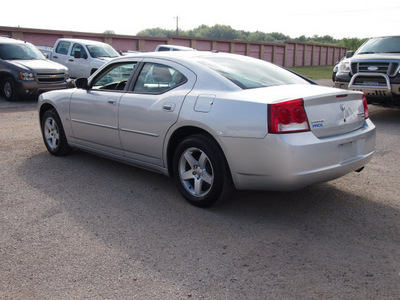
0 26 346 67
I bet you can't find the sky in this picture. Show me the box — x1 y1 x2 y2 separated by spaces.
3 0 400 39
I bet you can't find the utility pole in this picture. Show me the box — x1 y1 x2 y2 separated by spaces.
174 15 180 35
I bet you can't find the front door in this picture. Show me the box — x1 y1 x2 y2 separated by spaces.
66 43 90 78
70 62 138 155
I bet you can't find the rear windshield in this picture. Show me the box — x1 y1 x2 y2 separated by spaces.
193 55 309 89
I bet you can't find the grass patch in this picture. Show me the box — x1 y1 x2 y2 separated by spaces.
288 65 334 80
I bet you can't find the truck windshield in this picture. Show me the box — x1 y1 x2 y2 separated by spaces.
357 36 400 54
0 43 45 60
87 44 119 58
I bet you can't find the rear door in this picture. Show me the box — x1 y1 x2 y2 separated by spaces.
51 40 71 68
118 60 196 166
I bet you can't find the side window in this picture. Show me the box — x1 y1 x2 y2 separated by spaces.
71 43 87 58
55 41 70 55
133 63 187 94
92 62 137 91
157 47 170 51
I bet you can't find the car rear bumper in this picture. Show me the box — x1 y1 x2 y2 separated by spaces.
220 118 376 191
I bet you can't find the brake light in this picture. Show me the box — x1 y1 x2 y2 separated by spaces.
268 99 310 134
362 93 369 119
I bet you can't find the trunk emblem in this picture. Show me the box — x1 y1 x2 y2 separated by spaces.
311 119 325 128
340 104 347 122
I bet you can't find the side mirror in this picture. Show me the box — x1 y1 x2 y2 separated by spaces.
75 77 89 90
346 50 354 58
73 50 88 59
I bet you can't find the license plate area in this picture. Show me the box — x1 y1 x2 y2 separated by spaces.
364 81 379 86
339 139 365 164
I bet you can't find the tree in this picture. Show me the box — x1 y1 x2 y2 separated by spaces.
247 31 268 42
341 37 368 51
135 24 366 46
136 28 175 37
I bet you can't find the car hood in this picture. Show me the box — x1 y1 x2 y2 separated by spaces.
352 53 400 61
8 59 67 72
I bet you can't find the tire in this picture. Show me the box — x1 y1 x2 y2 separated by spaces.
172 134 233 207
41 109 71 156
3 78 16 102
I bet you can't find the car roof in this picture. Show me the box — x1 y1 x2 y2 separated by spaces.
113 50 252 66
57 38 109 46
0 36 28 44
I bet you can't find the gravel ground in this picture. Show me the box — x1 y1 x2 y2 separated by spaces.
0 92 399 299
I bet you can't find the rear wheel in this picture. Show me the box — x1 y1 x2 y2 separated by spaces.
41 109 71 156
3 78 16 102
173 134 233 207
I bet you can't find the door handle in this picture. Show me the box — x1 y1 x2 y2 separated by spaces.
107 98 117 104
68 59 74 62
163 103 176 112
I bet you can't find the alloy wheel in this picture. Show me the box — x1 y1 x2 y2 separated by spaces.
43 116 60 151
178 147 214 197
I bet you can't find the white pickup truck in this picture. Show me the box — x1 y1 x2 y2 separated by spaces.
49 38 120 78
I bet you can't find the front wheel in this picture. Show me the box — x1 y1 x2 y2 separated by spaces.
41 109 71 156
173 134 233 207
3 78 16 102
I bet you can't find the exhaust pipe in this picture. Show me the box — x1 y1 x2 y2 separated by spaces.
355 167 364 173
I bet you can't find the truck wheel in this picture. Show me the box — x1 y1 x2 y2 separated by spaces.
3 78 16 102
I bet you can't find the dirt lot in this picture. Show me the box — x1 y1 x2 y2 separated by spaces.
0 94 399 300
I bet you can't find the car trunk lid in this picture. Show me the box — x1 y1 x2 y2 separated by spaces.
254 84 366 138
303 89 366 138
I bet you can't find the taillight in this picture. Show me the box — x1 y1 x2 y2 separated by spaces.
362 93 369 119
268 99 310 134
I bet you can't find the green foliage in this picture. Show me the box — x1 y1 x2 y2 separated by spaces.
340 37 368 51
135 24 367 46
136 27 176 37
289 65 334 80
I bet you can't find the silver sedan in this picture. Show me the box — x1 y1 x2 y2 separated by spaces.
38 52 376 207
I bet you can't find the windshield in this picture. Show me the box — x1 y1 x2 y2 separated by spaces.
357 36 400 54
0 43 45 60
193 55 309 89
87 44 119 58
